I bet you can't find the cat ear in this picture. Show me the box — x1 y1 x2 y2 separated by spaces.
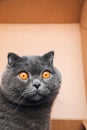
43 51 54 64
8 53 22 67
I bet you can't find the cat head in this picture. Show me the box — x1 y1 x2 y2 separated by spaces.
1 51 61 106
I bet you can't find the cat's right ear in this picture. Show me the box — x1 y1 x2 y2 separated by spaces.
8 53 22 67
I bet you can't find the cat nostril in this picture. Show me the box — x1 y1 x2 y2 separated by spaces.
33 82 41 89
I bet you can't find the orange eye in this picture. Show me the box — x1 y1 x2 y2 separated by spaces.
19 72 29 80
42 71 51 79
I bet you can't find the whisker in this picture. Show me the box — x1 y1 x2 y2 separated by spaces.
58 96 73 114
53 96 74 116
4 94 24 113
54 100 66 114
13 95 24 111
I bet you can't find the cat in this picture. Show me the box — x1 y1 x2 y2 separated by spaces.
0 51 61 130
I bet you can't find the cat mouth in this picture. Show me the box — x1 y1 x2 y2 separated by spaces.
23 89 50 102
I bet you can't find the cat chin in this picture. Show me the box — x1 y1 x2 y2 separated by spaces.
22 87 50 102
25 93 47 103
20 92 51 106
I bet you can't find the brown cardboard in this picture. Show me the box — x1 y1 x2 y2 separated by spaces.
0 0 84 23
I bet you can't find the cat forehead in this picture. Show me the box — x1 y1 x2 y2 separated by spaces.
22 56 46 68
20 56 51 75
22 56 42 64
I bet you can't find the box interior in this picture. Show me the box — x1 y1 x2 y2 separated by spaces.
0 0 87 130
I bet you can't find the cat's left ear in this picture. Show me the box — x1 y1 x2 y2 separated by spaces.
43 51 54 65
8 53 22 67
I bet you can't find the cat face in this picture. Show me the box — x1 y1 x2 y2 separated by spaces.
1 51 61 106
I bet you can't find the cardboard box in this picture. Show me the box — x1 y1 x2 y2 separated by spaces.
0 0 87 130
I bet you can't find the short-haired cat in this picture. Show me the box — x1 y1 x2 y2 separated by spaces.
0 51 61 130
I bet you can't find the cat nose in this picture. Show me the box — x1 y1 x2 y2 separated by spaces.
33 83 41 89
32 80 41 89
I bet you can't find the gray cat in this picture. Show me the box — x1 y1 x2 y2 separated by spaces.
0 51 61 130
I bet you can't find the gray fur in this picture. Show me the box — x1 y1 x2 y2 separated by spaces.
0 51 61 130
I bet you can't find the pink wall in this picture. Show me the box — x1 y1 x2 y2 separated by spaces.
0 24 87 119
